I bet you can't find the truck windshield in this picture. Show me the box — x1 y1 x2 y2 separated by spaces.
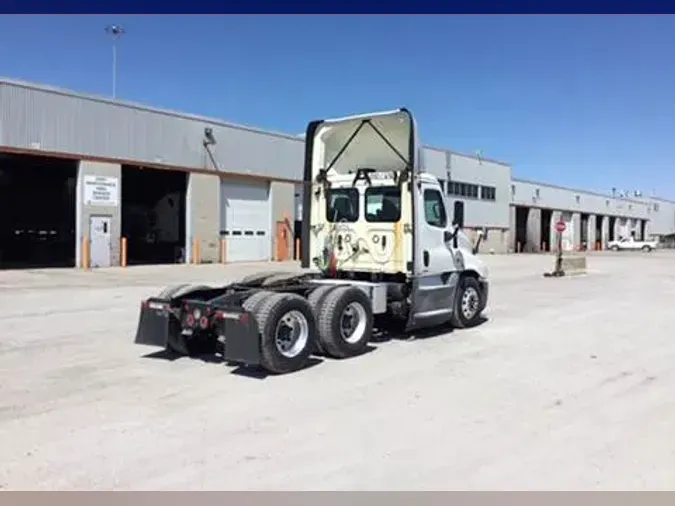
365 186 401 223
326 188 359 222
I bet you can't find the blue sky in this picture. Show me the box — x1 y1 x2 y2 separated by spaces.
0 15 674 198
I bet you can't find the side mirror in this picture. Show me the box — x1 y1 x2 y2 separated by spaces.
453 201 465 229
445 224 460 249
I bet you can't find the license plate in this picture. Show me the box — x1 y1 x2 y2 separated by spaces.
181 329 193 336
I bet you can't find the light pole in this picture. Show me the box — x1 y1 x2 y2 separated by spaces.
105 24 125 99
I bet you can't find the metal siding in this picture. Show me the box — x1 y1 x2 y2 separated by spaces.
422 147 447 180
644 198 675 236
511 179 650 220
0 82 304 181
447 153 511 229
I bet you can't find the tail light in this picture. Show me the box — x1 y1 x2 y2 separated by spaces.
199 316 209 329
186 314 195 326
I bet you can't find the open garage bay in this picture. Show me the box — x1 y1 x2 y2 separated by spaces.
0 153 77 269
0 252 674 490
121 165 187 266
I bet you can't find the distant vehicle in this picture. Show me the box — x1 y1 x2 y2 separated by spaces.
607 236 658 252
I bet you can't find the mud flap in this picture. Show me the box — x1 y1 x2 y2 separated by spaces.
215 310 262 367
134 300 172 348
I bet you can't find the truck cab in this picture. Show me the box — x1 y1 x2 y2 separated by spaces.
301 108 489 331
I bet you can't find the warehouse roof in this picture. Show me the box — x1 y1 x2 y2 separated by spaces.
0 77 305 143
0 77 514 167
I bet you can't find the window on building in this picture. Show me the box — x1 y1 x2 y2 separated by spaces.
480 185 496 201
326 188 359 222
365 186 401 223
424 189 448 228
654 203 660 212
511 184 516 197
448 180 479 199
575 195 581 204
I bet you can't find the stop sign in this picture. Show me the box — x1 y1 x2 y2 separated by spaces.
555 220 566 233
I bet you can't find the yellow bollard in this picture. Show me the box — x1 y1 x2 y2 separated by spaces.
192 237 200 264
82 235 90 269
220 238 227 264
121 237 128 267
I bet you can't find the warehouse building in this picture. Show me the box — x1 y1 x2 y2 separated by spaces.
0 77 674 270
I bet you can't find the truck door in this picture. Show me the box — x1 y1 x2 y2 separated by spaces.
408 178 459 329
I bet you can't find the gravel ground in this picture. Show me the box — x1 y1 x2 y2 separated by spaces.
0 252 674 490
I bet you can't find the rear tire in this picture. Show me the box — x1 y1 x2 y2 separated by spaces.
157 283 190 299
242 290 275 314
316 286 373 359
611 245 620 252
642 245 652 252
254 293 317 374
307 285 337 354
239 271 290 285
450 276 483 329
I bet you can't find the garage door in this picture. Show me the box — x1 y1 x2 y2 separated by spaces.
220 179 271 262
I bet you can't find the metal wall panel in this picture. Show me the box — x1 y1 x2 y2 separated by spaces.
422 147 447 180
447 152 512 229
512 178 650 220
0 80 304 181
642 198 675 236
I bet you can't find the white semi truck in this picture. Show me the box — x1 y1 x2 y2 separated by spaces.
134 108 490 374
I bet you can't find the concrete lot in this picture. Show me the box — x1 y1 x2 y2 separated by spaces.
1 251 674 490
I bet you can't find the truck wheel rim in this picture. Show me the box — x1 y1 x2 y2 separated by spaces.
340 302 367 344
461 287 480 320
274 310 309 358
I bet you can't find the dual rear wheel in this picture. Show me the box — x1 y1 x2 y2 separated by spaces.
243 285 373 374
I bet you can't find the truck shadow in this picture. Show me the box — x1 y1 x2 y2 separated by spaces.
371 315 489 343
141 317 486 379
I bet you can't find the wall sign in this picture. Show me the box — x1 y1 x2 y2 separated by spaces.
83 175 119 207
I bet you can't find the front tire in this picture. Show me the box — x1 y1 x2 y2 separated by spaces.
611 245 620 251
642 245 652 252
450 276 484 329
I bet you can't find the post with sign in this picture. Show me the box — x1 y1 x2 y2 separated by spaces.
544 220 567 277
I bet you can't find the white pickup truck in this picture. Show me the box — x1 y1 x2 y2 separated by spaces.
607 236 658 252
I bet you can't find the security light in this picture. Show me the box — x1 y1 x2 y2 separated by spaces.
204 127 216 146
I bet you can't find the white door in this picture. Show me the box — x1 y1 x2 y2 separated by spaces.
90 216 112 268
220 180 271 262
410 181 458 327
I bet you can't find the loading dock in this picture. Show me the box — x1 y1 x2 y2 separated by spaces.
580 213 590 250
220 179 271 262
608 216 617 241
640 219 647 240
121 165 187 265
514 206 529 252
0 153 77 269
595 215 604 249
540 208 553 251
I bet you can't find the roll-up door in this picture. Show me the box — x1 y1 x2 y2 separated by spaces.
220 179 271 262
